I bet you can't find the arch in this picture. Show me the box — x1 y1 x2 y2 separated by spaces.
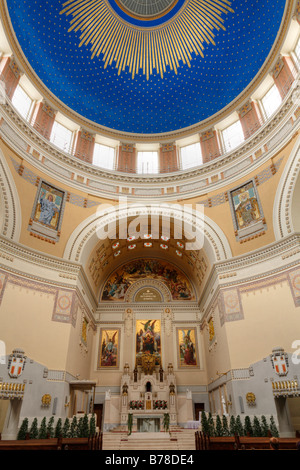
0 148 22 241
63 202 232 267
273 134 300 239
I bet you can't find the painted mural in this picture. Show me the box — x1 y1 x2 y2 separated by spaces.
177 328 198 368
101 259 194 301
98 329 120 368
230 181 261 230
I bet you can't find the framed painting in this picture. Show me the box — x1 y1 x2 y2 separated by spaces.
98 328 120 369
177 327 199 369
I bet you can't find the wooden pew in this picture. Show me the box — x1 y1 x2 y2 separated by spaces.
196 434 300 450
0 435 102 450
0 438 61 450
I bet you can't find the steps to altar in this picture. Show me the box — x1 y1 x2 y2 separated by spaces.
102 427 196 451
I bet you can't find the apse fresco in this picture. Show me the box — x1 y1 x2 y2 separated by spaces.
177 328 198 368
230 181 262 230
98 329 120 368
101 259 194 301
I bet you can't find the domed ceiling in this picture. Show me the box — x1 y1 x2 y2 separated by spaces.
6 0 286 135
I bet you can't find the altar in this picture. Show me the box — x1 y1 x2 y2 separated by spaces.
115 359 178 432
137 417 161 433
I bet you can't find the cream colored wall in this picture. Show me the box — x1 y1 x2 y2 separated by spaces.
65 307 95 379
0 400 9 435
201 303 232 382
0 282 71 370
225 281 299 369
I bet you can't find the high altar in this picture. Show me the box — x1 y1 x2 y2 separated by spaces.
118 360 178 433
102 316 182 433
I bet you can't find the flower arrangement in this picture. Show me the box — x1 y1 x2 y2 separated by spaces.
153 400 168 410
129 400 144 410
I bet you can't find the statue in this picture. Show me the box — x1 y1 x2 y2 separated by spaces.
169 383 175 395
122 383 128 396
159 366 164 382
134 367 138 382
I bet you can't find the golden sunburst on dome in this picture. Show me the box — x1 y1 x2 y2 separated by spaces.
60 0 234 79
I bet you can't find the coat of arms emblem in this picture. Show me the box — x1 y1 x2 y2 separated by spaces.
271 347 288 376
8 348 26 378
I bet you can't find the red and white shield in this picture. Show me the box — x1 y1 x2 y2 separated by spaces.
9 356 24 378
272 354 288 376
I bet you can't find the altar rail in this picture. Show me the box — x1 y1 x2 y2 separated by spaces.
195 432 300 450
0 434 103 450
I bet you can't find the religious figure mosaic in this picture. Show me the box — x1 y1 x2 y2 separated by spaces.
230 181 262 230
101 259 194 301
98 328 120 368
177 328 198 368
33 181 64 230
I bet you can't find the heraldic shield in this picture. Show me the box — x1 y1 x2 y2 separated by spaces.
271 347 288 376
8 349 26 378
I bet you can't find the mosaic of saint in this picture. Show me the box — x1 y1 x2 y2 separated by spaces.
231 181 261 230
177 328 198 368
33 182 64 230
101 259 194 301
98 329 120 368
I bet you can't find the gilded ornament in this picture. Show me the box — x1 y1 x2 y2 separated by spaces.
246 392 256 406
41 394 52 407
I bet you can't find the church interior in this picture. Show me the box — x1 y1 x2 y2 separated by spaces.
0 0 300 451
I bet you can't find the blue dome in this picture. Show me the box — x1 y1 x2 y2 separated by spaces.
7 0 286 135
